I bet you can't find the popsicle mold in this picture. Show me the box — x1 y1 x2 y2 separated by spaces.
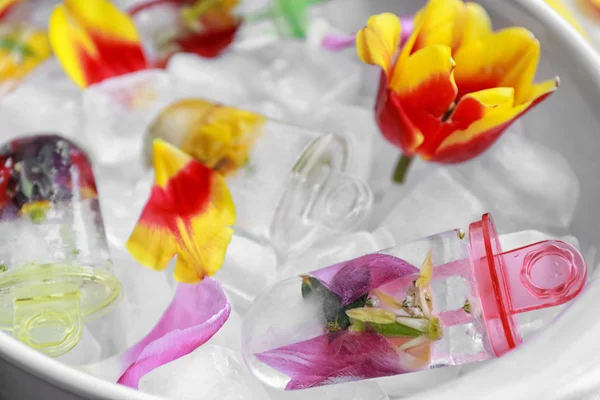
0 135 122 357
242 213 586 390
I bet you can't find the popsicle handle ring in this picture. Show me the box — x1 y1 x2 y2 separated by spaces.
469 213 587 356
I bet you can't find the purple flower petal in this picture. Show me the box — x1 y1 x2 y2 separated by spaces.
117 278 231 389
321 35 356 51
256 330 408 390
311 254 418 305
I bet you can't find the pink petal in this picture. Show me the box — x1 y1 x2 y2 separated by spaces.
311 254 419 305
117 278 231 389
321 34 356 51
257 330 408 390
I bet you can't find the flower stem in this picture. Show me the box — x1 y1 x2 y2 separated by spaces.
392 154 413 184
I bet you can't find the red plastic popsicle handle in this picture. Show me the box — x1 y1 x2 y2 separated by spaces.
469 214 587 357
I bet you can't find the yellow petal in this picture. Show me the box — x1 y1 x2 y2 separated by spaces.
437 82 556 153
209 169 236 226
460 2 492 44
453 27 542 105
372 289 403 309
356 13 402 75
416 249 434 289
175 211 234 282
390 44 457 107
345 308 397 324
153 139 193 188
49 5 97 88
412 0 467 51
126 223 178 272
64 0 140 43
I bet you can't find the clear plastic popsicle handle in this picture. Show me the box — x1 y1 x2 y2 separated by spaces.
306 169 373 231
469 214 587 356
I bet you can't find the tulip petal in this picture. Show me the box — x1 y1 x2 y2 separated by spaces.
49 0 147 88
311 253 419 306
390 44 457 118
376 80 424 155
126 139 235 283
409 0 467 52
149 99 266 177
173 21 240 59
429 81 558 163
256 330 411 390
356 13 401 75
118 278 231 389
453 27 542 105
460 2 492 44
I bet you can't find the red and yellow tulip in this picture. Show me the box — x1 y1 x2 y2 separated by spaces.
126 139 235 284
0 24 52 82
356 0 559 182
49 0 147 88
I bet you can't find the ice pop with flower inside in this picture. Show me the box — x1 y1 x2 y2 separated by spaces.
356 0 559 183
128 0 242 65
0 24 52 83
126 139 235 284
48 0 147 88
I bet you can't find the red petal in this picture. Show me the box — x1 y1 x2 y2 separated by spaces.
174 20 241 58
138 160 212 234
375 74 424 156
81 32 147 86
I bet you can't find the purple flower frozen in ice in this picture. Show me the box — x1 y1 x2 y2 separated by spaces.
257 329 409 390
311 253 419 305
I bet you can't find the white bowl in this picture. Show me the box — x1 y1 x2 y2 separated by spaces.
0 0 599 399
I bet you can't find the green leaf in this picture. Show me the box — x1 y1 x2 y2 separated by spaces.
367 321 424 338
301 275 367 332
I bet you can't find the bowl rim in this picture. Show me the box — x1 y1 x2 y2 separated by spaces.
0 0 599 399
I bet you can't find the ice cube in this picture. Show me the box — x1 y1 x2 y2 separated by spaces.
97 169 154 250
308 0 374 34
375 367 461 399
367 136 434 229
449 130 580 231
237 99 288 122
214 234 278 310
0 59 83 142
256 40 361 116
306 105 375 182
139 345 269 400
278 227 396 280
205 309 243 352
85 245 175 359
265 380 390 400
380 168 487 245
167 52 261 106
83 69 174 165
